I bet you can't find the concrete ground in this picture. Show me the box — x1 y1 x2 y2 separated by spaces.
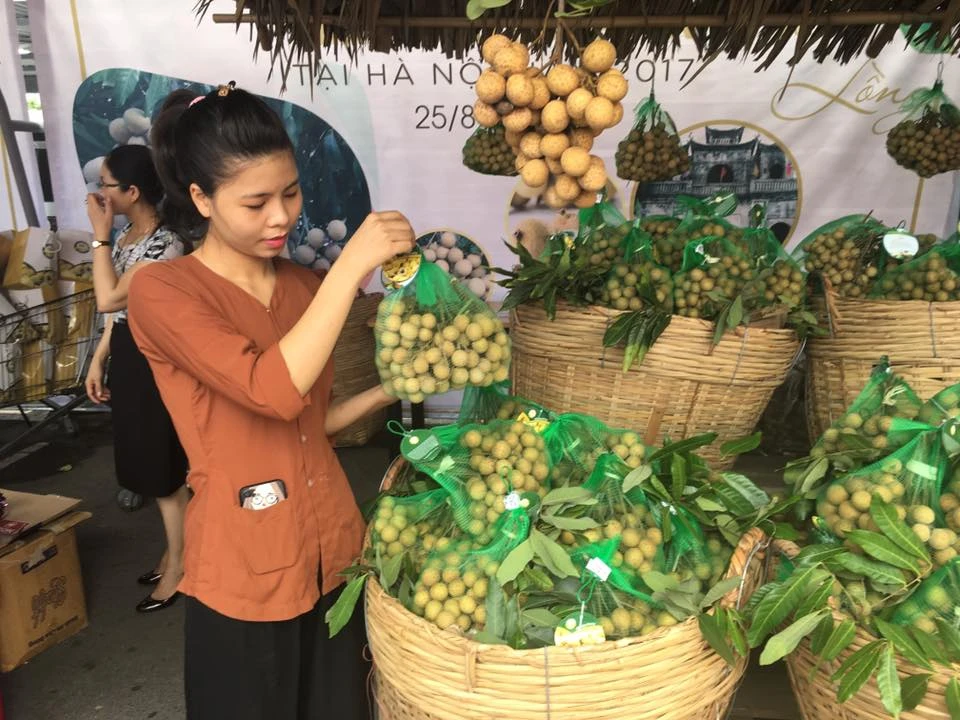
0 410 801 720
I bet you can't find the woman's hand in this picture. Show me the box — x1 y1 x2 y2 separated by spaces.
337 211 415 283
86 193 115 241
85 355 111 404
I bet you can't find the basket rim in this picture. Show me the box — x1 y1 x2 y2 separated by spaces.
512 299 800 339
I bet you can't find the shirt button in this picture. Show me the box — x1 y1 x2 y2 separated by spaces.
307 479 315 488
300 434 307 443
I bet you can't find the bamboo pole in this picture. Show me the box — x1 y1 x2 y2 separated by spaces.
211 10 955 29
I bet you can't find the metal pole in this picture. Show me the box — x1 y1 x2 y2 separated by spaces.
0 87 42 228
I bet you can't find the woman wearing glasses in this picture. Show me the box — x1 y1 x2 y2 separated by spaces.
84 144 190 613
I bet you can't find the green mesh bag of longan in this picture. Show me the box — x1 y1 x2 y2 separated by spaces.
367 488 455 569
457 381 554 427
653 193 744 274
400 420 552 539
817 427 954 566
671 235 756 320
564 535 664 640
462 123 518 177
409 501 531 635
891 557 960 633
375 261 511 403
573 198 631 271
598 220 673 312
543 413 649 488
871 240 960 302
791 215 890 298
792 359 921 477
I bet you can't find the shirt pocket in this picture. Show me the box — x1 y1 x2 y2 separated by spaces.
229 501 301 575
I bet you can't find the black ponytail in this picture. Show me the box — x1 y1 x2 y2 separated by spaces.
150 83 294 240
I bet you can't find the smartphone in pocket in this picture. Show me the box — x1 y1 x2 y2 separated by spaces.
238 480 288 510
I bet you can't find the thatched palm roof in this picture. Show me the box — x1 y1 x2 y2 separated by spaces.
197 1 960 87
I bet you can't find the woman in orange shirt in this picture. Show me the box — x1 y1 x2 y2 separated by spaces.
128 83 414 719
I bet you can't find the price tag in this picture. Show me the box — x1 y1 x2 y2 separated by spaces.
516 410 551 433
382 250 422 289
402 433 440 462
883 229 919 259
503 492 522 511
586 557 612 582
905 460 938 481
554 610 606 647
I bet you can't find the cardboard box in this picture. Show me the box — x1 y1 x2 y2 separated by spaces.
0 489 91 672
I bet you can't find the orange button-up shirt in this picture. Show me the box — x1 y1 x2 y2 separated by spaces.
128 255 365 622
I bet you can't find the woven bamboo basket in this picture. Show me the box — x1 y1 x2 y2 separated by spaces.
773 539 955 720
806 296 960 440
365 460 769 720
332 292 386 447
509 300 800 470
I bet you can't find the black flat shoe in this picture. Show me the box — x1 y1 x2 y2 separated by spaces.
137 571 162 586
136 592 180 613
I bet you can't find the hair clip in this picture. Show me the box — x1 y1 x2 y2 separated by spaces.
217 81 237 97
189 95 205 108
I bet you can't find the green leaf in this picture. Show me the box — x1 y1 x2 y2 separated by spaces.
797 457 831 495
845 530 923 574
325 575 367 638
720 432 762 457
660 588 701 616
908 626 951 667
796 579 835 618
699 612 738 667
821 618 858 662
497 539 534 586
874 618 934 671
649 433 718 462
671 454 687 500
541 487 596 506
728 295 744 328
485 577 507 639
876 643 902 718
747 565 824 647
602 311 638 347
719 471 770 510
530 529 579 579
833 641 883 703
728 611 749 658
522 608 561 627
810 613 835 655
937 619 960 662
472 630 508 645
465 0 487 20
700 577 743 610
947 677 960 720
760 610 831 666
696 497 727 512
540 513 600 531
622 465 652 494
901 674 931 712
379 552 404 589
641 570 678 594
795 544 846 566
870 497 931 563
829 552 906 588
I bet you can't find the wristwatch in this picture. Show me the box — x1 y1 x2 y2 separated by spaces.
91 238 112 249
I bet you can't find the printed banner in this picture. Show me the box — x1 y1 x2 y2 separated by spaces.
27 0 960 414
0 2 45 231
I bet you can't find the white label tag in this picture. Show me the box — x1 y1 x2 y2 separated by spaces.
883 231 919 259
503 492 522 511
905 460 938 481
586 557 612 582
